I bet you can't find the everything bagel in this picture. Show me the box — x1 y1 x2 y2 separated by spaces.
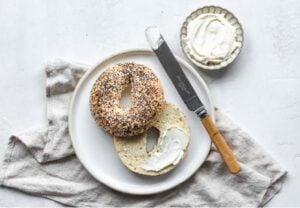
90 63 165 137
114 103 190 176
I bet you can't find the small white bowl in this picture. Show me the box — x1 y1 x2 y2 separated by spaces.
180 6 244 70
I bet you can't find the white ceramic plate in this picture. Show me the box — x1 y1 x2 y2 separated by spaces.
69 49 214 195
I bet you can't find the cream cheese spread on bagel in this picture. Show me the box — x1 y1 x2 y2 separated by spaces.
114 103 190 176
139 127 189 171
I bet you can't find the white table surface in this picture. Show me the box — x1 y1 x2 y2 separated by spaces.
0 0 299 206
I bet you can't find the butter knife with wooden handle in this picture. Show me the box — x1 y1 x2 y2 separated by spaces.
145 26 240 174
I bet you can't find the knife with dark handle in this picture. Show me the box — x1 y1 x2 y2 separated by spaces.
145 26 241 174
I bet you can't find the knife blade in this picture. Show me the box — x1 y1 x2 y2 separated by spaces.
145 26 240 174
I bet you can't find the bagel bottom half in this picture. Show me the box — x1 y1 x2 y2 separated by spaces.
113 103 190 176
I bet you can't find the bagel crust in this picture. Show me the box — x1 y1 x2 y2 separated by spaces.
90 63 165 137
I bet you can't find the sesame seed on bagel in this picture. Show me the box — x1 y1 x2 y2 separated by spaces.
90 62 165 137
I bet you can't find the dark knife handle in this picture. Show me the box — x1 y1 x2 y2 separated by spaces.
201 114 241 174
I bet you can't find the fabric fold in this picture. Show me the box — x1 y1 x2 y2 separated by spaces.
0 60 287 207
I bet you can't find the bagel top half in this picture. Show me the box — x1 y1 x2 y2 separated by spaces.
90 62 165 137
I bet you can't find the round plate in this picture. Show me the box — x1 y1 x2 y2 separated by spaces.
69 49 214 195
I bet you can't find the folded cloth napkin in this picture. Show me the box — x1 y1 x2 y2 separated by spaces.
0 60 287 207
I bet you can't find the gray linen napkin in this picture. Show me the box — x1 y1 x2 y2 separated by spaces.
0 60 287 207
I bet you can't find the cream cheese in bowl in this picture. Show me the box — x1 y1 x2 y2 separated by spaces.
181 6 244 70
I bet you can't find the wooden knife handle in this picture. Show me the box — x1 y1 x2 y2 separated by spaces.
201 114 241 174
